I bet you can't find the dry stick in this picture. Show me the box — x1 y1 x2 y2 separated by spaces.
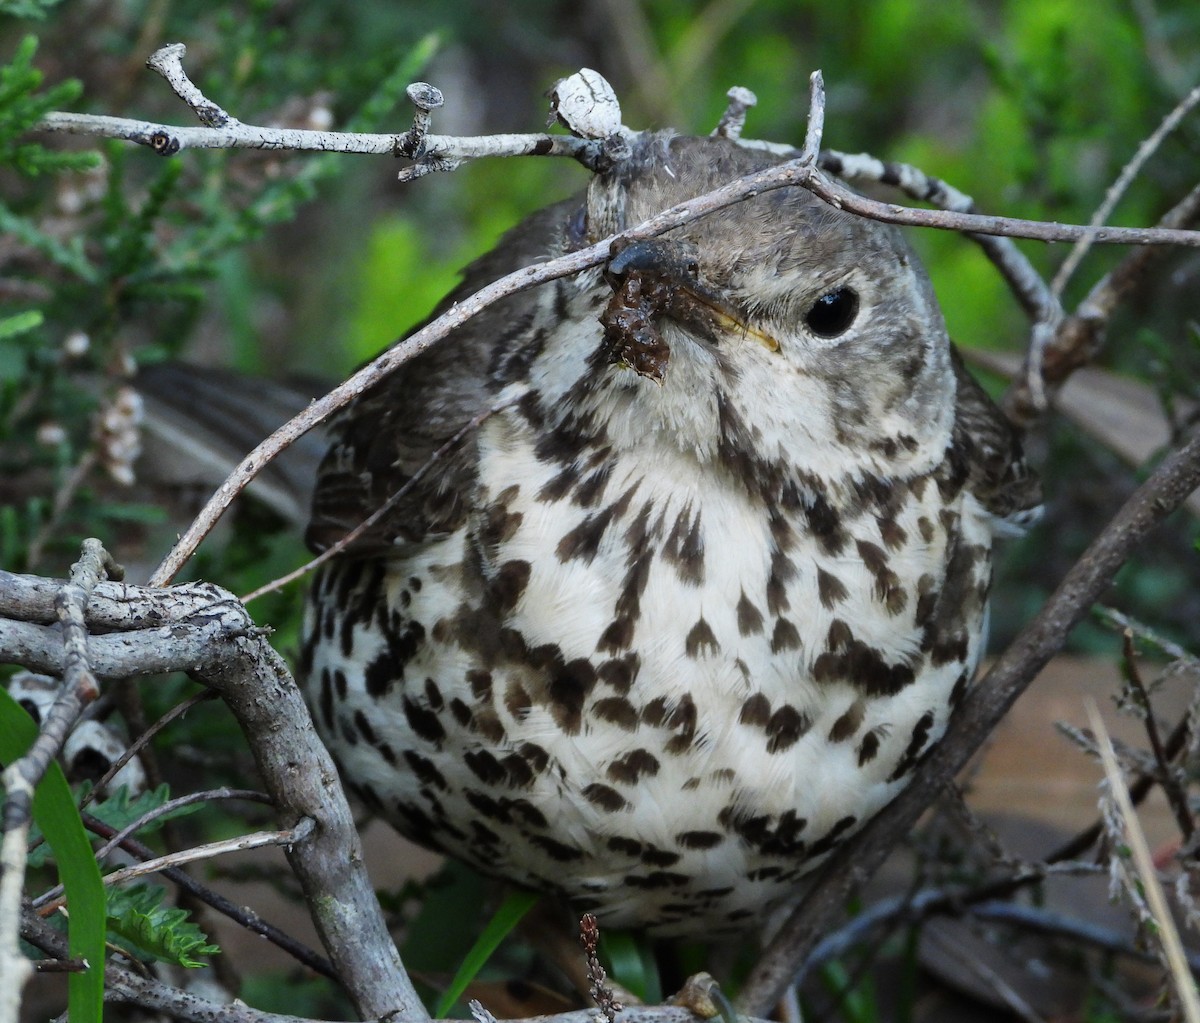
241 395 520 603
1053 81 1200 295
736 428 1200 1017
1121 631 1194 840
145 69 824 587
1089 702 1200 1023
1005 179 1200 427
0 540 118 1023
32 787 272 910
76 814 337 980
149 96 1200 587
78 689 218 810
0 582 424 1019
95 818 313 889
36 42 601 167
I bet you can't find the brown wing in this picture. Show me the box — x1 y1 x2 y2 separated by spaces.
951 346 1043 533
306 199 580 555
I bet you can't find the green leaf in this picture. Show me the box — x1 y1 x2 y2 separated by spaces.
600 929 661 1005
0 687 105 1023
105 883 220 968
434 888 539 1018
0 309 42 340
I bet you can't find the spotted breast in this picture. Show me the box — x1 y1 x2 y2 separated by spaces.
298 132 1040 935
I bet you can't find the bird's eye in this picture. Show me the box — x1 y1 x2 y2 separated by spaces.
804 287 859 339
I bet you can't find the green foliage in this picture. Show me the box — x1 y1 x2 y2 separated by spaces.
0 36 96 176
105 883 220 968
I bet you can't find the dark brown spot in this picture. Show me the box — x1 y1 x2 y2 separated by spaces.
737 591 764 636
857 729 881 765
592 696 639 730
449 698 473 728
479 491 523 547
492 560 531 611
877 515 908 551
739 692 771 728
685 618 719 658
597 653 639 693
766 705 810 754
677 830 724 850
607 749 660 784
465 749 506 785
573 464 613 507
828 699 865 742
518 742 550 773
814 633 915 697
364 653 393 699
538 465 580 503
662 504 704 584
889 709 936 782
624 871 689 890
817 567 848 609
597 616 634 652
529 834 584 862
555 506 617 564
402 696 445 743
582 783 628 812
766 549 794 613
640 847 681 868
403 751 447 790
770 618 801 653
353 709 378 745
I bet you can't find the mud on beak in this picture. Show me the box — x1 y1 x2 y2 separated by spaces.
604 239 781 354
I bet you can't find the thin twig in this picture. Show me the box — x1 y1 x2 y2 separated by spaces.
241 395 519 602
78 689 218 810
737 428 1200 1016
77 814 337 980
1122 630 1194 839
1089 701 1200 1022
93 818 314 889
32 788 273 910
1052 81 1200 295
1005 179 1200 427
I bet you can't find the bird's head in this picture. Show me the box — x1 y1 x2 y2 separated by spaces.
540 133 957 488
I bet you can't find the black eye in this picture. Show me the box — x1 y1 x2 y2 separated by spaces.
805 287 859 338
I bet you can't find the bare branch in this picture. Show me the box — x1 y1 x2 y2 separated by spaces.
1052 81 1200 294
711 86 757 140
736 427 1200 1016
76 813 336 980
1004 180 1200 427
32 788 273 910
0 577 426 1021
241 394 520 603
95 818 314 889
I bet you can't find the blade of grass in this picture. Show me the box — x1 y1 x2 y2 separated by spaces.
0 687 105 1023
434 889 538 1018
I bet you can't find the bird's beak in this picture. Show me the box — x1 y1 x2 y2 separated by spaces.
604 240 780 353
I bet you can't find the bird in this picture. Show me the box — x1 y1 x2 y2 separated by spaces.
297 131 1041 937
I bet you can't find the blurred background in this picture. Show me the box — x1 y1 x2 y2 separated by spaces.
3 2 1200 1019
